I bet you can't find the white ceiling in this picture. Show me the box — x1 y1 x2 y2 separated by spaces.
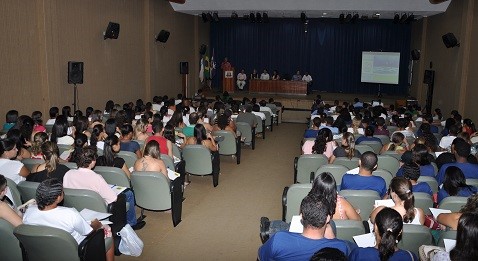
170 0 451 20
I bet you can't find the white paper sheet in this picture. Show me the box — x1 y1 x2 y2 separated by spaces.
108 184 127 195
429 208 452 220
353 232 376 248
167 168 180 180
288 215 303 233
375 199 395 208
444 239 456 252
80 208 112 222
347 167 360 174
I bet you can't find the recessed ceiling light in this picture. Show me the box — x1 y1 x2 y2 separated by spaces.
323 12 327 15
375 13 381 16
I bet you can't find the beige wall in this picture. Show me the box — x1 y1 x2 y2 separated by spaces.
0 0 205 118
411 0 477 120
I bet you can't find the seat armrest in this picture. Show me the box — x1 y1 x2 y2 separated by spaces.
78 228 106 261
282 186 289 222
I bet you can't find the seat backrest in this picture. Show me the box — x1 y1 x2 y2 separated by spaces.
117 151 137 169
262 111 272 126
45 124 54 134
131 171 171 211
397 224 433 255
354 144 374 155
377 155 400 176
160 154 175 171
213 130 237 156
333 219 365 243
21 158 45 172
417 176 439 194
380 151 401 161
295 154 328 184
57 144 73 156
5 177 22 207
332 157 359 170
373 135 390 145
283 183 312 223
387 126 399 133
372 169 393 188
0 219 23 261
437 230 457 247
94 166 130 188
338 190 381 220
255 115 263 133
63 188 107 213
133 139 145 151
466 178 478 188
236 122 252 143
359 141 383 154
316 164 349 189
439 196 467 212
17 181 40 203
182 145 213 175
63 162 78 169
172 144 182 160
14 224 80 261
413 192 434 215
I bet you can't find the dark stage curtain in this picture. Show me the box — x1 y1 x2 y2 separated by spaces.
210 18 411 96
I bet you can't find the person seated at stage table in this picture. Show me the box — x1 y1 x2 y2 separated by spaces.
250 69 259 80
260 69 270 80
236 69 247 90
292 70 302 81
302 72 312 85
271 70 280 80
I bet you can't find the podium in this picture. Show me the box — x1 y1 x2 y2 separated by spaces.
223 69 235 93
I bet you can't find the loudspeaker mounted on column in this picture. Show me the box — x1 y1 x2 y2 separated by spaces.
156 30 170 43
200 44 207 55
180 62 189 74
103 22 120 40
442 33 460 48
423 70 435 85
411 49 420 60
68 61 84 84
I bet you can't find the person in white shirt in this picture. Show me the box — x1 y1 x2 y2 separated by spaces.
302 72 312 84
260 69 270 80
23 179 115 260
252 104 266 120
237 69 247 90
439 124 459 150
259 100 274 116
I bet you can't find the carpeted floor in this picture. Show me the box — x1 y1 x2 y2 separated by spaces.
118 123 306 260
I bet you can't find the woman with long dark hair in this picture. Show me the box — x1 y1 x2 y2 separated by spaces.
329 132 360 163
371 177 425 225
438 166 477 204
27 141 70 182
302 128 336 158
133 140 167 178
350 208 417 260
68 133 88 163
50 115 74 145
96 135 131 178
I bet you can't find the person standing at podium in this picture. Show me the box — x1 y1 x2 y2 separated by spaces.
260 69 270 80
237 69 247 90
221 57 232 71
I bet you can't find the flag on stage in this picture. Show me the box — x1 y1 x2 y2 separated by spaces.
210 48 216 79
199 56 204 82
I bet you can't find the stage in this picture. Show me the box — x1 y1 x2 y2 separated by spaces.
203 89 409 123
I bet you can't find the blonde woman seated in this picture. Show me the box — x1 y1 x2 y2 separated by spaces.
380 132 409 154
133 118 150 141
370 177 425 226
347 117 364 135
329 132 361 164
133 140 167 178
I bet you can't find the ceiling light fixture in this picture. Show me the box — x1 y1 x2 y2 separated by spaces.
345 13 352 23
206 12 213 22
231 12 238 19
256 12 262 23
400 13 408 23
339 13 345 23
201 13 208 23
262 12 269 23
213 12 220 22
250 12 255 23
300 12 308 24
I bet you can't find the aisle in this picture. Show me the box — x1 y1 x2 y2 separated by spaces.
119 123 306 260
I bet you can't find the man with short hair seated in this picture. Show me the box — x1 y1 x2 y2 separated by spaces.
182 112 199 138
340 151 387 198
236 104 258 128
436 137 478 185
319 116 339 135
304 117 321 138
258 194 350 260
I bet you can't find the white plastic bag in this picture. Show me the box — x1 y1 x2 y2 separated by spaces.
117 224 144 256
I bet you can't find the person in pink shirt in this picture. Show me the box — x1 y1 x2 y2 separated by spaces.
302 128 336 159
63 146 145 230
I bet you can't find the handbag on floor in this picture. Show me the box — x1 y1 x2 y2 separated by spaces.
117 224 144 256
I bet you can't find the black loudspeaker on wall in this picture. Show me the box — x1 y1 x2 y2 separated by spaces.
68 61 84 84
104 22 120 40
180 62 189 74
442 33 460 48
200 44 207 55
423 70 435 85
411 49 420 60
156 30 170 43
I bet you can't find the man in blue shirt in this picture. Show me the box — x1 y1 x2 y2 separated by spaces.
319 116 339 135
258 194 350 260
341 152 387 198
304 117 321 138
436 137 478 185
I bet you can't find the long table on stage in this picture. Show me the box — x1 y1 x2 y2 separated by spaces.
249 79 307 95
